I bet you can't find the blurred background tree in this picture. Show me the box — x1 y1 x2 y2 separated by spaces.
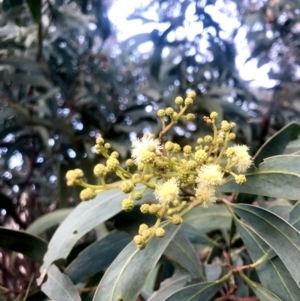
1 0 300 300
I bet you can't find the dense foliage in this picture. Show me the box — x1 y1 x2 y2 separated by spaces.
1 0 300 300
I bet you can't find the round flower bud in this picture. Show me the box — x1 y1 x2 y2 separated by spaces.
235 174 247 185
136 243 146 250
104 143 111 149
210 111 218 119
149 204 160 214
141 229 151 239
94 144 102 154
74 169 84 178
140 204 150 214
186 113 195 121
187 91 196 98
132 174 140 180
204 135 213 143
111 151 119 158
216 137 224 146
183 145 192 155
138 163 145 171
66 170 76 181
155 227 165 238
228 133 236 140
171 214 183 225
157 109 166 118
221 120 231 132
172 143 181 153
141 151 156 164
172 112 178 120
139 223 149 234
197 138 203 144
184 97 193 107
147 145 157 152
230 122 236 129
175 96 183 105
120 180 134 193
94 164 108 177
80 188 96 202
126 159 134 166
134 235 144 245
187 160 197 170
165 141 174 152
134 192 143 200
96 137 104 145
225 147 236 158
204 145 210 151
122 199 135 211
195 149 207 162
166 107 174 116
106 157 119 171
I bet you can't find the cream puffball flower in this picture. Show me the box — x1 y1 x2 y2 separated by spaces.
154 178 179 205
196 164 224 187
131 136 162 165
195 183 217 208
231 145 252 173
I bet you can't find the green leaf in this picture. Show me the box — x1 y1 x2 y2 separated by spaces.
148 270 191 301
164 231 204 278
40 185 154 274
41 265 81 301
204 264 222 282
254 122 300 166
26 0 41 23
234 216 300 301
26 209 73 236
92 222 181 301
232 204 300 284
219 155 300 199
65 231 131 284
241 274 282 301
183 204 231 233
289 201 300 231
164 279 225 301
259 199 292 221
0 227 47 263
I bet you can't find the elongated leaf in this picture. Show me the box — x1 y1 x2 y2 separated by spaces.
241 274 282 301
0 227 47 263
26 209 73 236
183 204 231 233
254 122 300 166
204 264 222 282
259 199 292 221
164 231 204 278
40 185 154 274
41 265 81 301
289 201 300 231
65 231 131 284
148 270 191 301
164 279 224 301
92 223 181 301
232 204 300 284
26 0 41 23
234 216 300 301
220 155 300 199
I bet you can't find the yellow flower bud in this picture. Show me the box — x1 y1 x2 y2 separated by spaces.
111 151 119 158
204 135 213 143
134 192 143 200
80 188 96 201
141 151 156 164
226 147 236 158
120 181 134 193
184 97 193 107
149 204 160 214
165 141 174 152
230 122 236 129
183 145 192 155
172 143 181 153
228 133 236 140
210 112 218 119
122 199 135 211
216 137 224 145
93 164 108 177
186 113 195 121
171 214 183 225
166 107 174 116
155 227 165 237
197 138 203 144
221 120 231 132
195 149 207 162
187 91 196 98
126 159 134 166
134 235 144 245
157 109 166 118
141 229 152 239
140 204 150 214
138 163 145 171
187 160 197 170
175 96 183 105
139 223 149 234
235 174 247 185
74 169 84 178
106 157 119 171
104 143 111 149
66 170 76 181
96 137 104 145
132 174 140 180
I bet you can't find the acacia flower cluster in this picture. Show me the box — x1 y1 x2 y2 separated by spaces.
65 91 252 249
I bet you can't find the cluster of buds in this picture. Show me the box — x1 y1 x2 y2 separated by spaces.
66 90 252 249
